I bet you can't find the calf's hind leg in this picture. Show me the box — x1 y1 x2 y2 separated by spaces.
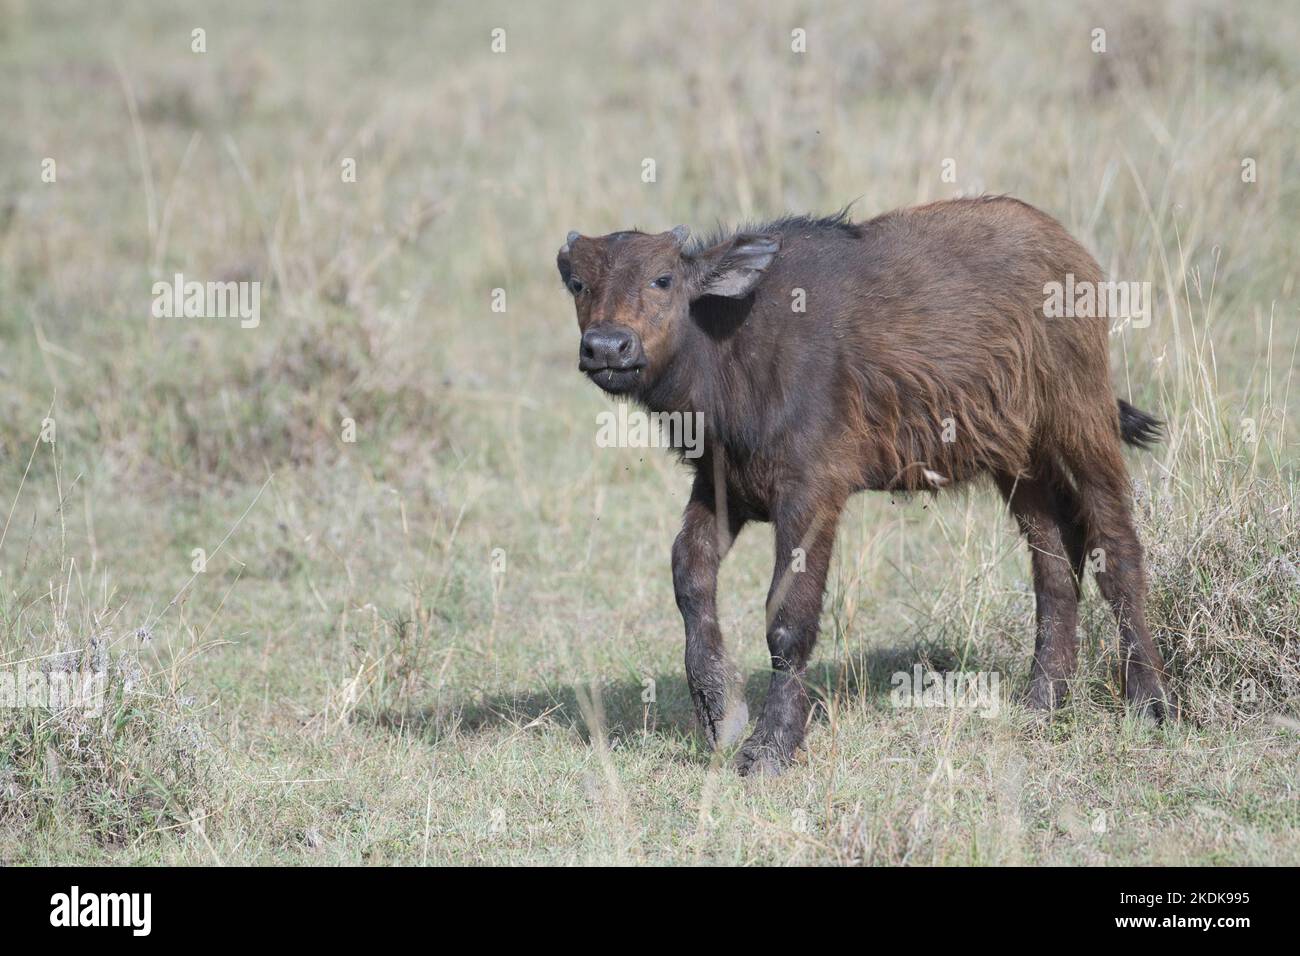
1062 447 1174 720
996 472 1082 710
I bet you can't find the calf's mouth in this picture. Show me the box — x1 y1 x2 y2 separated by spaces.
584 364 645 394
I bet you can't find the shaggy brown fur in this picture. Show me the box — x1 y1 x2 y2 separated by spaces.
558 196 1173 776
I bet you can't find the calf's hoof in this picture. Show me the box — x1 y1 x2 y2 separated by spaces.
1124 663 1177 724
735 733 797 777
1026 674 1067 712
1129 683 1177 724
694 688 749 750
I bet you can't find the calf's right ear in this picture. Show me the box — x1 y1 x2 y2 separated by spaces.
556 230 580 284
687 233 780 299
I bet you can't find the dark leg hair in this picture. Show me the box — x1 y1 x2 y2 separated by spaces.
996 471 1082 710
673 472 748 749
1058 444 1173 719
736 489 845 776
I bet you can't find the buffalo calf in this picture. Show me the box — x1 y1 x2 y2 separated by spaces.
557 197 1173 775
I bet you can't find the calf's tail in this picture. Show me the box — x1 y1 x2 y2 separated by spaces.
1117 399 1163 449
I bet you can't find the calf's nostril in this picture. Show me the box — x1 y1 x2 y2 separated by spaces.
581 329 637 367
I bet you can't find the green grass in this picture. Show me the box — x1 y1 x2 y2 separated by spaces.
0 0 1297 864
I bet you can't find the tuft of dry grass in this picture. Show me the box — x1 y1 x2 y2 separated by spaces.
1146 477 1300 724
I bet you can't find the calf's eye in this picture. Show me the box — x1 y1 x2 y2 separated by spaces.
568 277 585 295
651 275 673 289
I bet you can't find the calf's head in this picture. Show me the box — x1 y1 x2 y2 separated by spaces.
556 226 780 396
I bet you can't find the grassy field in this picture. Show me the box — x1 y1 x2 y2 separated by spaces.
1 0 1297 865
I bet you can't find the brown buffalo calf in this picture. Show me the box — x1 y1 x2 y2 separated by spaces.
557 197 1172 775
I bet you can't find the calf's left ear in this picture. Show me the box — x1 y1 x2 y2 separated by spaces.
687 233 781 299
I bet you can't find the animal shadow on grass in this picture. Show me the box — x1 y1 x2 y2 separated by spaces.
357 641 1013 761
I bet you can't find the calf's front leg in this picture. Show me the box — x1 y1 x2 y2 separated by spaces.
673 485 748 750
737 494 844 776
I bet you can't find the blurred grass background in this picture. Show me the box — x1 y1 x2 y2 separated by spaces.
0 0 1297 863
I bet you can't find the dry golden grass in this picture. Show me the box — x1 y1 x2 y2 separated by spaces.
0 0 1296 864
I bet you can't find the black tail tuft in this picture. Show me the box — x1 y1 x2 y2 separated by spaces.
1118 399 1163 449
